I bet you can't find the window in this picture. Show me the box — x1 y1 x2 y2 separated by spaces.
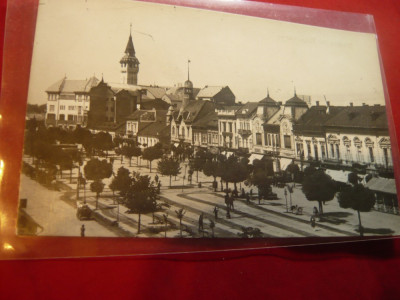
47 113 55 120
68 115 74 121
330 144 335 158
202 134 207 144
182 127 185 137
314 144 319 161
306 143 311 158
321 144 326 159
369 147 374 163
336 144 340 159
284 135 291 149
59 114 65 121
228 123 232 132
256 133 262 145
383 148 389 167
276 135 280 147
267 134 271 146
78 106 82 114
356 148 363 163
49 105 55 112
60 105 65 110
172 126 175 136
345 146 352 162
272 135 275 147
68 106 75 110
223 122 226 132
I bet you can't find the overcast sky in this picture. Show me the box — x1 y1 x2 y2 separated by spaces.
27 0 386 106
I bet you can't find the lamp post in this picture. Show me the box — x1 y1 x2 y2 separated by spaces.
284 188 288 212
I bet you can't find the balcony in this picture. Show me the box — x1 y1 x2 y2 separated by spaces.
238 129 252 137
222 132 233 137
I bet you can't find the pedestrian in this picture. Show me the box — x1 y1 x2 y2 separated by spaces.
80 224 85 237
198 213 204 231
213 206 219 220
250 189 253 198
157 181 161 194
155 174 159 183
246 193 250 204
224 193 229 207
226 207 231 219
258 194 262 205
241 188 245 198
313 206 319 216
230 194 235 211
310 216 316 231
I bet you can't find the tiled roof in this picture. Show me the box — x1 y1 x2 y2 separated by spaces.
138 121 170 138
236 102 259 117
176 100 216 124
293 106 345 133
140 99 170 110
144 86 167 99
285 94 308 107
46 76 99 93
192 111 218 130
196 86 224 98
324 105 388 129
259 94 279 106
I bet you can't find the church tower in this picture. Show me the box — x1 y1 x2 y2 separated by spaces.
120 25 139 85
183 60 193 104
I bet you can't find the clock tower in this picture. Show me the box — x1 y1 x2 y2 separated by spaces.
120 25 139 85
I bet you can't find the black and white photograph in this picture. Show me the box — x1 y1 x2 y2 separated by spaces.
18 0 399 239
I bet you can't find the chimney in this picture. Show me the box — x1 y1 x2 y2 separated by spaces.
316 101 319 106
350 102 353 107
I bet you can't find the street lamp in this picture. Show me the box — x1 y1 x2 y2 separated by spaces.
284 188 288 212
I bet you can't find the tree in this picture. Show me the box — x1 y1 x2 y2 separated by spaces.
121 145 141 167
84 158 113 182
84 158 113 208
175 208 186 237
125 173 158 234
142 146 163 172
203 160 219 191
302 169 337 214
157 156 181 187
248 159 273 198
110 167 131 201
90 180 105 209
93 131 114 157
338 180 375 236
189 149 207 182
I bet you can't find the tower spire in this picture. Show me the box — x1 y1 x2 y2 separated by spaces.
187 59 191 81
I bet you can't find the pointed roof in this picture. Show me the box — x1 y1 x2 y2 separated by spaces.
46 76 99 93
285 92 308 107
259 91 279 106
125 33 135 56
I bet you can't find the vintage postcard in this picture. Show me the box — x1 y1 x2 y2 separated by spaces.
16 0 399 240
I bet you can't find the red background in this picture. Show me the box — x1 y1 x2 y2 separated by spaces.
1 0 400 299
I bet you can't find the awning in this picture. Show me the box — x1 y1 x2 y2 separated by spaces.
325 169 351 184
248 154 264 164
365 177 397 195
279 158 293 171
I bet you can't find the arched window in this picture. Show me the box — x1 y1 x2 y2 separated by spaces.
172 126 175 136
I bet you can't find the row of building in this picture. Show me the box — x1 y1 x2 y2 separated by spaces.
42 29 398 214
